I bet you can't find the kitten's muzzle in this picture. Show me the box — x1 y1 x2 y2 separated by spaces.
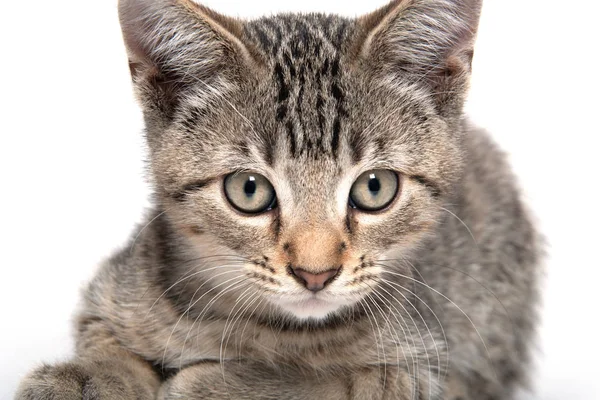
290 266 341 292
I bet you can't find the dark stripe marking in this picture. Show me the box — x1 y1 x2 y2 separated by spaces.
331 117 340 155
274 63 289 102
286 121 297 156
412 175 442 198
253 26 272 52
172 179 212 202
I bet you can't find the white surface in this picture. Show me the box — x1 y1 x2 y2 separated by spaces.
0 0 599 399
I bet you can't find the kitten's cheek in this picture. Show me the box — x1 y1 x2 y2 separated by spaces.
181 224 204 236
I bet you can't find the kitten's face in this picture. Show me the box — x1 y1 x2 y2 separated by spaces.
120 0 476 320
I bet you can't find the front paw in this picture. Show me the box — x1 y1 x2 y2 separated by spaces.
159 362 349 400
15 361 153 400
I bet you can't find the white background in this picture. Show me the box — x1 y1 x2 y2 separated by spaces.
0 0 599 399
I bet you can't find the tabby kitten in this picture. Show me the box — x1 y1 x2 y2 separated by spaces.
16 0 540 399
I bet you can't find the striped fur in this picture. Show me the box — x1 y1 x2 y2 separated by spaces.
16 1 540 399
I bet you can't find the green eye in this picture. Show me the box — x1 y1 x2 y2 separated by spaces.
349 170 399 212
224 172 277 214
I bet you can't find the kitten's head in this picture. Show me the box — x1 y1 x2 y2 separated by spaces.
119 0 481 320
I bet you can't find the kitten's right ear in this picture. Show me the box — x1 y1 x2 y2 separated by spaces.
356 0 482 118
118 0 257 116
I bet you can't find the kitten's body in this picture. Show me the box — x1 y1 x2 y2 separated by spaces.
17 1 540 399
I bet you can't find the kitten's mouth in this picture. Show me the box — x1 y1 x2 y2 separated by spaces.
276 294 351 320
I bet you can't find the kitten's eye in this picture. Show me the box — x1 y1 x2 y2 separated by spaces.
349 170 399 212
224 172 277 214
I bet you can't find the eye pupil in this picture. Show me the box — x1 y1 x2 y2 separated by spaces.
244 179 257 197
368 177 380 194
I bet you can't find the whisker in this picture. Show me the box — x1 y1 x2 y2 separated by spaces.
369 282 428 400
173 255 251 304
186 268 245 312
439 206 477 245
385 255 450 380
237 297 266 361
220 285 256 364
362 294 388 387
177 279 253 368
221 291 262 389
237 296 268 360
437 263 517 338
160 274 245 368
376 265 500 383
365 285 415 398
134 253 249 317
250 302 288 361
380 277 448 386
129 209 170 254
145 264 244 321
219 285 257 394
377 281 438 400
225 293 261 360
358 299 382 373
382 255 516 353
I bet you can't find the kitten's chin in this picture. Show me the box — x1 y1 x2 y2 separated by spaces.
277 297 346 320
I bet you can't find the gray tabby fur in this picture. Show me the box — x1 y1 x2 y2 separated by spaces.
16 0 541 399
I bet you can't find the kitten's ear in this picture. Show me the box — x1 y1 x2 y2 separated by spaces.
118 0 258 116
357 0 482 117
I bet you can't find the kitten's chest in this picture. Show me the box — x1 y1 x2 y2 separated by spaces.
137 311 379 370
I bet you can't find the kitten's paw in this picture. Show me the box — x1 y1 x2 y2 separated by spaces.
159 363 349 400
15 361 153 400
16 363 88 400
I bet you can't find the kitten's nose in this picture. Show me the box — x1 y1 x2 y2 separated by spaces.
291 267 340 292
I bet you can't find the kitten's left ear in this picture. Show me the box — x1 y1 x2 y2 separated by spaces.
118 0 261 118
356 0 482 117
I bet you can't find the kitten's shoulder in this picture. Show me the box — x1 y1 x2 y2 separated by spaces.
460 119 522 199
458 118 540 265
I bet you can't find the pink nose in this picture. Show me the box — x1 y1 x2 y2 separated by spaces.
291 267 340 292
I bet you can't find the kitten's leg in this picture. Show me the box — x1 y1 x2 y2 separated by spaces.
158 362 347 400
159 363 416 400
15 324 160 400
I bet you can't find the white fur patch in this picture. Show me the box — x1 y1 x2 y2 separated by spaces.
278 297 345 320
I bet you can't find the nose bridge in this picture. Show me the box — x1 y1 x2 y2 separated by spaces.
286 223 344 272
281 163 344 272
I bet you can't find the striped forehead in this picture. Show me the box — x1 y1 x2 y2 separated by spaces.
245 14 351 56
245 15 354 160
